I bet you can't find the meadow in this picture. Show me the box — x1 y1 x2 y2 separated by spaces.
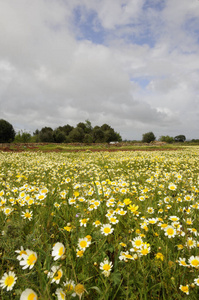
0 147 199 299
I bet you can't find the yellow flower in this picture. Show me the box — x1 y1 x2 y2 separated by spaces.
179 285 189 295
155 253 164 261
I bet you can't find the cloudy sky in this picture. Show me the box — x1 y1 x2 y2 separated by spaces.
0 0 199 140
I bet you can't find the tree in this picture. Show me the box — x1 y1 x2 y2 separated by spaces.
39 127 54 142
53 129 66 143
174 135 186 142
142 132 156 143
159 135 174 144
14 131 31 143
68 127 85 142
0 119 15 142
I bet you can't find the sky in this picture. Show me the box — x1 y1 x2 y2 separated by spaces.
0 0 199 141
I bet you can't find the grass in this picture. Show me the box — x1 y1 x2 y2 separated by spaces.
0 148 199 299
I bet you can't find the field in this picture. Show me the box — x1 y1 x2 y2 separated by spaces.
0 146 199 299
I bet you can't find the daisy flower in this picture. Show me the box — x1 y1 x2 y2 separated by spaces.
164 226 176 238
168 183 177 191
0 271 17 291
20 288 38 300
56 288 66 300
178 258 188 267
100 258 113 277
77 237 91 251
20 249 37 269
47 265 63 284
63 279 76 297
100 224 114 236
194 277 199 286
21 209 33 221
188 255 199 268
93 220 101 227
131 237 143 249
76 249 84 257
179 285 189 295
15 246 27 261
52 242 65 261
186 237 196 249
80 218 89 227
108 216 119 224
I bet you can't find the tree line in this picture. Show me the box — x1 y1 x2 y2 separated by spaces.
0 119 122 143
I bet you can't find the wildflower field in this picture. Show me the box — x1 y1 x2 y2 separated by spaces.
0 147 199 299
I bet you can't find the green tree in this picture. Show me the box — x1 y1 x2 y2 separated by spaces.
53 129 66 143
0 119 15 142
159 135 174 143
142 132 156 143
68 127 85 142
39 127 54 142
174 135 186 142
14 131 32 143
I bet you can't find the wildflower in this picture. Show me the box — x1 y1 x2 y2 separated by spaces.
21 209 33 220
123 198 131 205
77 237 91 250
178 258 188 267
108 216 119 224
52 242 65 261
148 218 158 225
74 283 86 299
20 288 38 300
140 244 151 256
3 207 14 216
64 279 76 297
169 216 179 222
179 285 189 295
194 277 199 286
188 255 199 268
93 220 101 227
164 226 176 238
20 249 37 269
147 207 154 214
177 244 184 250
168 183 177 191
120 242 127 247
76 249 84 257
155 253 164 261
186 237 196 249
119 251 134 262
15 246 27 261
131 237 143 249
64 225 72 232
56 288 66 300
0 271 17 291
100 224 114 236
80 218 89 227
48 265 63 284
128 204 139 214
100 258 113 277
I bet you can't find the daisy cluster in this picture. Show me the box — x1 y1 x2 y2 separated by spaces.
0 149 199 298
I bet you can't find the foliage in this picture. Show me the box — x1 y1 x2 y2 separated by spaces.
0 119 15 143
142 131 156 143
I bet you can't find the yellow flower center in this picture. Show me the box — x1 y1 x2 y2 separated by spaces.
28 254 37 265
58 247 64 256
135 240 142 247
5 276 14 287
103 264 111 271
181 286 188 293
54 270 62 280
25 212 31 218
28 293 37 300
80 241 87 248
167 228 174 235
191 259 199 267
65 283 74 292
104 227 111 234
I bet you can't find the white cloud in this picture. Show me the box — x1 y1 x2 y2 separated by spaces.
0 0 199 140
